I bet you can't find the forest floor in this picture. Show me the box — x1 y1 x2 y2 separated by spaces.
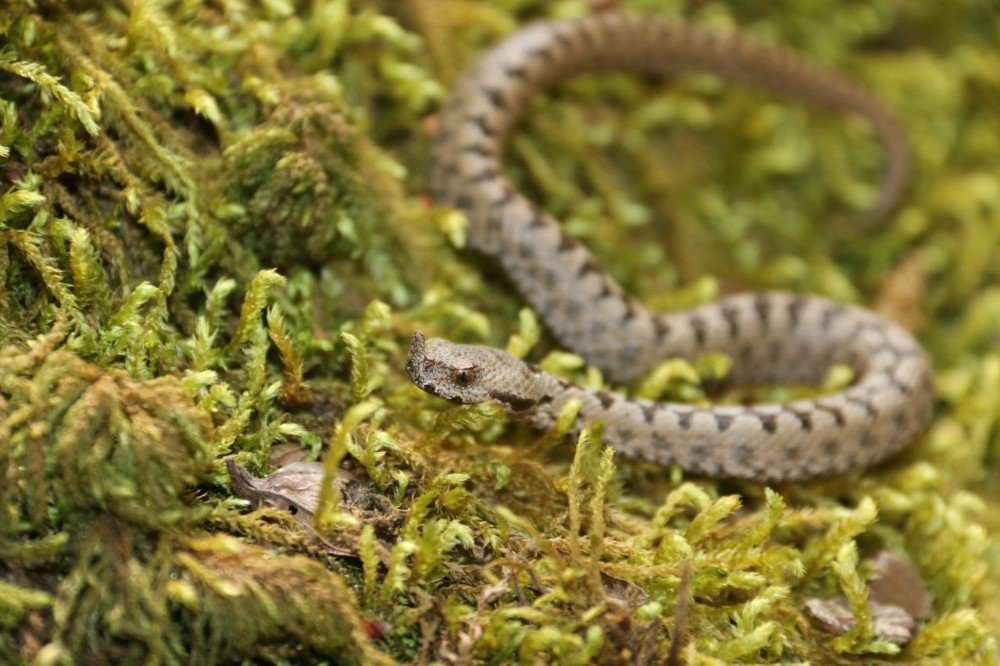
1 1 998 663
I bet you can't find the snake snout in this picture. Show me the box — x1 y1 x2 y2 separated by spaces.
406 331 428 378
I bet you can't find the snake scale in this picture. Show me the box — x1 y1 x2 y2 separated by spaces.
406 14 934 481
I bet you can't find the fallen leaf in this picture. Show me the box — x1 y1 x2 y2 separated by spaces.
803 597 917 646
803 596 855 634
476 580 511 608
228 459 323 524
868 550 933 620
802 550 930 648
601 571 651 609
226 459 404 556
870 601 919 645
269 442 310 468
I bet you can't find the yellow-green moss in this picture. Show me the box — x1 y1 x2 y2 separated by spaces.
1 0 998 663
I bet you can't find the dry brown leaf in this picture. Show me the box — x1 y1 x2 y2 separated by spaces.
228 459 324 523
868 550 933 620
803 597 917 646
803 550 930 648
601 571 651 609
269 442 311 468
226 459 404 556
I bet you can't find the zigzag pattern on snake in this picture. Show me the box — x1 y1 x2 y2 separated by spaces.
407 14 934 481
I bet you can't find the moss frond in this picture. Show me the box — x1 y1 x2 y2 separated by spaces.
0 49 99 136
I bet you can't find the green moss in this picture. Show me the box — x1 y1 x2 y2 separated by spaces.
1 0 998 663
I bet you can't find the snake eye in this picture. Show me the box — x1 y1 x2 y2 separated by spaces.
452 368 476 386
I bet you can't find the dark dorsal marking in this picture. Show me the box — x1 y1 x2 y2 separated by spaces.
753 294 771 330
733 443 754 467
493 188 515 208
768 339 783 362
690 315 707 347
820 303 847 330
713 412 734 432
482 86 506 110
815 403 846 427
879 344 903 362
756 412 778 434
596 391 616 409
688 443 708 462
622 298 638 322
886 375 912 396
504 64 528 80
552 29 574 49
676 410 694 430
640 404 657 424
438 161 460 179
653 317 672 342
463 143 493 157
489 390 537 412
556 228 575 252
721 304 740 338
525 44 555 62
469 168 499 183
651 431 673 451
466 113 495 137
577 257 601 278
845 396 878 418
786 408 813 431
528 209 547 228
787 296 806 328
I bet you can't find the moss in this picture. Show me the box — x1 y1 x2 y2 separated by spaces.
1 0 998 663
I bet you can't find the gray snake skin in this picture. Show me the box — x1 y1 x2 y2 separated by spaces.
407 14 934 481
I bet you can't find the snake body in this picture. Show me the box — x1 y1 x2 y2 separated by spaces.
408 15 934 481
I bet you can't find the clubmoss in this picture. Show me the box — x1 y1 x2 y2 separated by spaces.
1 0 998 663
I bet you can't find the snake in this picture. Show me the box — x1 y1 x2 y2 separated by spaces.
406 14 934 481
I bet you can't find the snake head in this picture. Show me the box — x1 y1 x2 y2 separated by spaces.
406 331 542 410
